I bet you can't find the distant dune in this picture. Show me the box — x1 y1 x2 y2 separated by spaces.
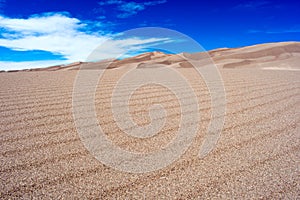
210 42 300 70
2 41 300 72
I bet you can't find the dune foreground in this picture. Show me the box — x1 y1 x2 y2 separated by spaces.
0 42 299 198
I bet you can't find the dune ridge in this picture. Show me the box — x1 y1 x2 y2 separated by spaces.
2 41 299 72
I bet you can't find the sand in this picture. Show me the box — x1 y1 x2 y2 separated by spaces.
0 42 300 199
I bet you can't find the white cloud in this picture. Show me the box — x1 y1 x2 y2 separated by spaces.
0 30 107 61
0 60 67 70
99 0 123 5
0 12 173 70
248 26 300 34
0 13 108 62
0 13 82 35
98 0 167 18
233 1 270 10
0 0 5 12
87 37 172 61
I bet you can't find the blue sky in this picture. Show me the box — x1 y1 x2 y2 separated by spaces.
0 0 299 70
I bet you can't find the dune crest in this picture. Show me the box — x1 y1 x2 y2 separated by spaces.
2 41 299 72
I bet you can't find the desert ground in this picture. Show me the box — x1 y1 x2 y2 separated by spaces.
0 42 299 198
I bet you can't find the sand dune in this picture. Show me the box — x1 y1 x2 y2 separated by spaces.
0 42 299 198
3 41 299 72
210 42 300 69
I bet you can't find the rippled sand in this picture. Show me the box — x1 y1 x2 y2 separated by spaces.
0 67 299 199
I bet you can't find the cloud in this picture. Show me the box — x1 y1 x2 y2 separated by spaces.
0 12 174 70
0 0 5 12
0 13 107 62
138 19 175 28
0 13 83 36
117 2 145 18
98 0 167 18
248 25 300 34
143 1 167 6
233 1 270 10
0 60 66 70
99 0 123 5
87 36 172 61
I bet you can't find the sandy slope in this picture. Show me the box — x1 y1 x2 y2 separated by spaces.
3 41 299 72
0 42 300 198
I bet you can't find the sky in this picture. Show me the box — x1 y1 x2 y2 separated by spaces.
0 0 299 70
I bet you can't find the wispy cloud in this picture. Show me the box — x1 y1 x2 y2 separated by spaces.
248 25 300 34
0 12 174 70
0 13 83 36
0 0 5 12
87 37 172 61
233 1 271 10
0 13 108 62
0 60 66 70
138 19 175 28
98 0 167 18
